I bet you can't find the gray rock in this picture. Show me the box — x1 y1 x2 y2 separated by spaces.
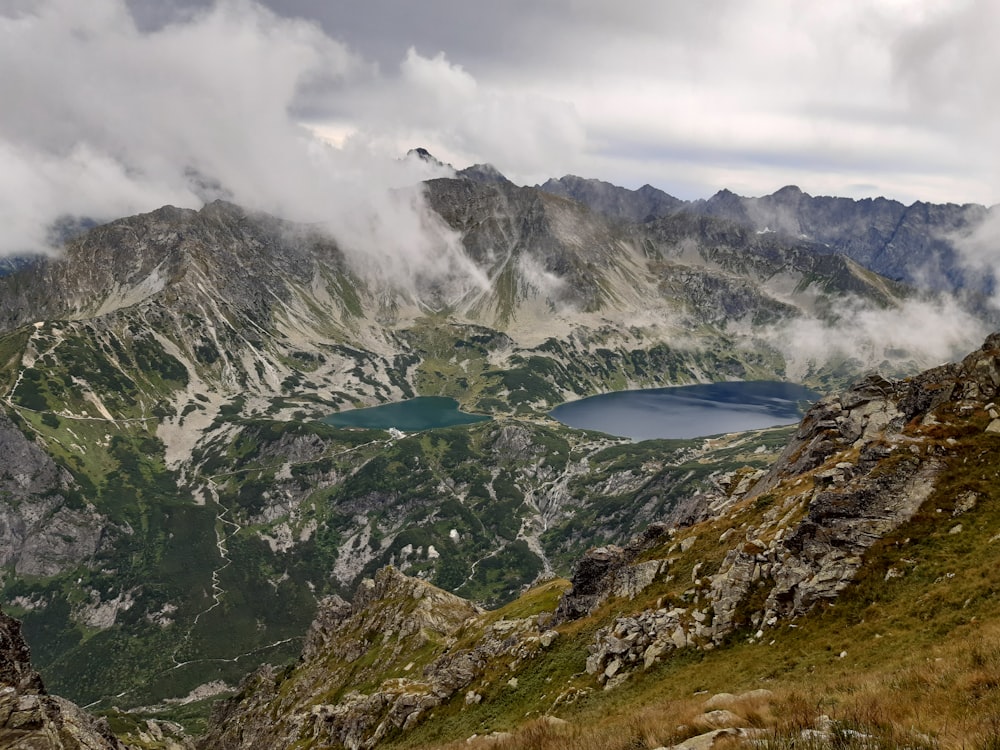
654 727 743 750
702 693 737 711
0 608 125 749
0 412 115 577
695 709 743 729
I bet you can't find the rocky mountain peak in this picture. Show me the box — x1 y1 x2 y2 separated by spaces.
537 174 682 223
770 184 805 201
406 146 444 166
303 566 484 664
201 567 486 750
456 162 511 184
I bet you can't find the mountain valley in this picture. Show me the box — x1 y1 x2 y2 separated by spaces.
198 331 1000 750
0 167 998 748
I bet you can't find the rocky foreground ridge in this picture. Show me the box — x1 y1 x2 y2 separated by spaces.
0 608 125 749
196 332 1000 749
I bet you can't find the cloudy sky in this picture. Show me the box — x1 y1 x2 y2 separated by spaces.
0 0 996 257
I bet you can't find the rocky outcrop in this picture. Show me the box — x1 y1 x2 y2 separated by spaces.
0 609 127 749
554 523 674 623
201 567 487 750
201 566 572 750
707 339 999 634
572 333 1000 685
585 604 710 687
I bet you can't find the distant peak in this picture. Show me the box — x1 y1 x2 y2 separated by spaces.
457 162 511 184
406 147 448 169
710 188 741 200
772 185 805 199
408 147 435 162
199 199 246 218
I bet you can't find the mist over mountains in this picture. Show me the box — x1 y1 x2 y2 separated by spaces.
0 143 999 748
7 2 1000 748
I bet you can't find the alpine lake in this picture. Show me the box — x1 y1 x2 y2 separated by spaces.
323 381 819 441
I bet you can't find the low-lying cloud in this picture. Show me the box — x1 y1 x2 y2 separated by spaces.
1 0 360 253
0 0 578 307
761 294 989 382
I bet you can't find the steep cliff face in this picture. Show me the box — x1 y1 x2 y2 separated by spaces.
0 410 114 577
0 609 126 749
541 176 993 295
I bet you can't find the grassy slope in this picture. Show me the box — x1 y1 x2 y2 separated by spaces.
389 426 1000 750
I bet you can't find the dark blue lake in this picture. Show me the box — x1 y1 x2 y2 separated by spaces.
323 396 491 431
549 381 819 441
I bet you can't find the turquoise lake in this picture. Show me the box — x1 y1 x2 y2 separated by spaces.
323 396 491 431
549 381 819 441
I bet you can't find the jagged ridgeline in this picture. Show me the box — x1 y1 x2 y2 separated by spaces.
0 174 971 718
540 176 992 294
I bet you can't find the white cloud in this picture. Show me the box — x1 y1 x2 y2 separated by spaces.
0 0 587 298
762 294 988 381
315 47 586 185
541 0 984 203
0 0 363 253
280 0 995 206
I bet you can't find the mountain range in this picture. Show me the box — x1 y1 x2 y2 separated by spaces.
0 162 998 746
539 175 994 295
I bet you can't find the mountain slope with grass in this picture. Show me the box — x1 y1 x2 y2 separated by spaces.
0 173 986 723
200 332 1000 750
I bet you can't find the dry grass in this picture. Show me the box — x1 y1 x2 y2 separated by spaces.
428 687 943 750
410 623 1000 750
440 698 710 750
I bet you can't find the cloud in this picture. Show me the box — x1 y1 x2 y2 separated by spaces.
0 0 362 253
0 0 587 311
761 294 989 381
306 47 586 185
515 253 567 304
887 1 1000 304
0 0 493 303
132 0 992 204
327 182 490 309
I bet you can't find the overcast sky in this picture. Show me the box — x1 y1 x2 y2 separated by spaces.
1 0 997 256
